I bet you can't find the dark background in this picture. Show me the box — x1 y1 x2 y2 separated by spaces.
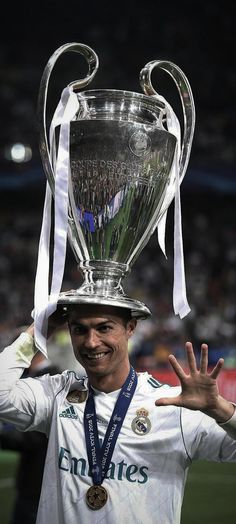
1 0 235 179
0 0 236 365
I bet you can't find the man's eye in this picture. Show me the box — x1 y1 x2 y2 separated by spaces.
73 326 86 335
98 325 111 333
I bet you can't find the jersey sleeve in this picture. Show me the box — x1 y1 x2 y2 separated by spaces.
181 407 236 462
0 333 66 435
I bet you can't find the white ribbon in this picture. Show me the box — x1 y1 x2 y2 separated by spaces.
173 150 190 318
33 87 80 355
155 95 190 318
33 181 52 354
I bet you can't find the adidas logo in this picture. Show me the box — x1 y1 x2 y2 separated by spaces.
59 406 78 419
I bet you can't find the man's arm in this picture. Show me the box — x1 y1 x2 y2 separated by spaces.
0 307 67 393
0 327 36 392
155 342 236 439
0 309 67 430
0 327 38 429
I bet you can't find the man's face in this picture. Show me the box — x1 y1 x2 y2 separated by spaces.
68 305 136 379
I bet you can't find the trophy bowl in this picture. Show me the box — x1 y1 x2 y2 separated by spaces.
37 42 195 323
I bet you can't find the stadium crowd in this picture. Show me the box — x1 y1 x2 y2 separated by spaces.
1 191 236 371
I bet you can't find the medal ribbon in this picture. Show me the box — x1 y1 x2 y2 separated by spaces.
84 367 137 485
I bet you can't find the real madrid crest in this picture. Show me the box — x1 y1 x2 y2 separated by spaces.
66 389 88 404
131 407 151 436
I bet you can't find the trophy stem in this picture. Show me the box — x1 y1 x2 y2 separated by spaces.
78 260 130 296
57 259 151 319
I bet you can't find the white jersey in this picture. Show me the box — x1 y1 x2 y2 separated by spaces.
0 336 236 524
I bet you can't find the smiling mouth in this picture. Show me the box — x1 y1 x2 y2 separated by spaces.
84 351 110 361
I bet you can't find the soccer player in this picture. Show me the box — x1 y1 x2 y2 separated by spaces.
0 303 236 524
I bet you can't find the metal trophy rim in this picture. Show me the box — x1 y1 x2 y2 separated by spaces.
57 290 152 319
72 87 166 106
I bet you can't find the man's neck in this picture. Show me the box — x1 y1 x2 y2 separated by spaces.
87 368 131 393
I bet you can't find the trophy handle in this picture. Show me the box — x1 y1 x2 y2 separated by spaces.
37 42 99 192
139 60 195 185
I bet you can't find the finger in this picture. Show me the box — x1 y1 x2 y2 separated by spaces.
210 358 224 379
155 396 181 407
185 342 197 373
168 354 186 381
199 343 208 374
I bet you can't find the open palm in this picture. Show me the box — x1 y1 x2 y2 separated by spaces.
155 342 224 412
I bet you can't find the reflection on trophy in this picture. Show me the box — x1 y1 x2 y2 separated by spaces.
35 42 195 351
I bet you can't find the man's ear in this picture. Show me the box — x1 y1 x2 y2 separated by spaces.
127 318 137 338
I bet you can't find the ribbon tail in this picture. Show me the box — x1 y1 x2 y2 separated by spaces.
157 211 168 259
173 153 191 318
32 182 52 356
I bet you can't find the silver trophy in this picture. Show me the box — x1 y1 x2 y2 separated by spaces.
37 42 195 321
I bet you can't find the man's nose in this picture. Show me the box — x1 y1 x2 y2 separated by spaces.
84 329 100 348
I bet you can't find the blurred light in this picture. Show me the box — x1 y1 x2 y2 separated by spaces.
4 143 32 163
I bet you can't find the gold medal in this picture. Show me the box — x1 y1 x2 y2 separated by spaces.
86 485 108 510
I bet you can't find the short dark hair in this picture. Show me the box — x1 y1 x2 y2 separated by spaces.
117 307 132 324
66 303 132 325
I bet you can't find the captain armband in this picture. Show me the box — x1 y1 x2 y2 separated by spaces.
218 404 236 440
14 332 36 365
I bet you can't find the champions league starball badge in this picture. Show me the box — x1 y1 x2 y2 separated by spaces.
131 408 152 436
34 42 195 354
66 390 88 404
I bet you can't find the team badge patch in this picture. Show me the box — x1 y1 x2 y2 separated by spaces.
131 407 151 436
66 390 88 403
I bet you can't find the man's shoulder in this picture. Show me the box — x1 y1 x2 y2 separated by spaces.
65 370 88 390
27 369 87 398
137 371 181 396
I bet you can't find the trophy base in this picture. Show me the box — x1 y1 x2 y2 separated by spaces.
57 289 151 320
